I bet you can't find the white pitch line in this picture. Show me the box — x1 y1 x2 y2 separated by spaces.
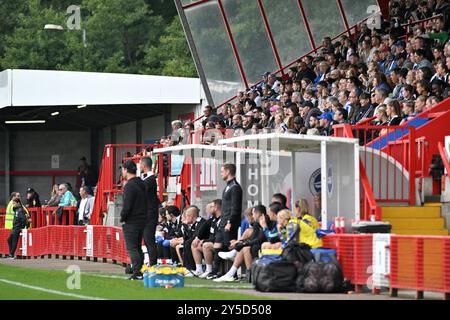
0 279 107 300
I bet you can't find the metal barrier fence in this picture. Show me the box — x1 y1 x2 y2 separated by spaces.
0 226 449 299
390 235 450 300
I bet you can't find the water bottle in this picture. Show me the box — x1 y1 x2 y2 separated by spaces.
143 270 149 287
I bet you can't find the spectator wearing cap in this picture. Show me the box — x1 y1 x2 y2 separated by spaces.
318 112 334 136
25 188 41 208
257 71 271 89
120 160 148 280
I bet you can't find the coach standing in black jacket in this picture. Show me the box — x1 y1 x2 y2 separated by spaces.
120 160 147 280
139 156 160 266
219 164 243 243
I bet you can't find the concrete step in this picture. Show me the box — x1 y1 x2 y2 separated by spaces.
381 206 441 218
391 229 449 236
386 218 445 230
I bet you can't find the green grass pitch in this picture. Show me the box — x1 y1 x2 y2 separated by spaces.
0 263 272 300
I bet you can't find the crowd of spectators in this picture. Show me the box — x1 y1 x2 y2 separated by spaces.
160 0 450 146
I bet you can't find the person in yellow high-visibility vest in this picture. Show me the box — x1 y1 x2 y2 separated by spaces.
5 192 20 230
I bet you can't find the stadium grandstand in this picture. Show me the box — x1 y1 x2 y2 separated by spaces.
1 0 450 301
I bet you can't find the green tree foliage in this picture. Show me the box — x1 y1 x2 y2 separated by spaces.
144 17 197 77
0 0 197 77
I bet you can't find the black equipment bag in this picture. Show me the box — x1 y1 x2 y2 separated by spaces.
252 256 297 292
281 242 314 273
296 260 345 293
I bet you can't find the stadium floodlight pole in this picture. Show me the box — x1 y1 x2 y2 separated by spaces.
43 24 87 48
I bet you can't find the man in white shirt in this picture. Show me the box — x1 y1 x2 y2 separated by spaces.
77 186 94 225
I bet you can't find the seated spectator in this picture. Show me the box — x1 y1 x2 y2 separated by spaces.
293 116 306 134
274 113 288 133
25 188 41 208
415 95 428 113
46 184 61 207
400 100 417 124
58 184 77 207
386 100 403 126
318 112 335 136
373 105 389 126
333 107 349 124
354 92 375 124
201 105 214 128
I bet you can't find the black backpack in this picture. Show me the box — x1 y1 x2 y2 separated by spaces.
281 242 314 273
296 260 346 293
252 256 297 292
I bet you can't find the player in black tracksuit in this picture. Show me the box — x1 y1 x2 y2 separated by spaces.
182 206 208 273
7 199 29 259
139 157 161 266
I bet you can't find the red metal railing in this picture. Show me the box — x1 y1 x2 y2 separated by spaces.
90 144 163 225
399 14 443 42
0 208 5 228
336 124 418 204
